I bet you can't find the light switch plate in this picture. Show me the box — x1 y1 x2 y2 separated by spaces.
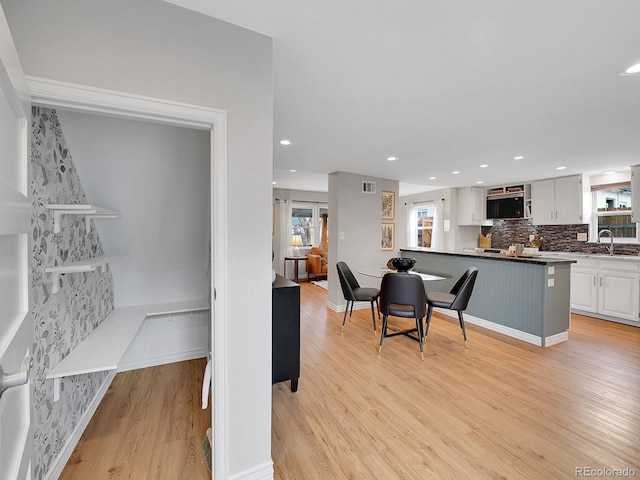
529 234 535 242
577 232 587 241
548 278 555 287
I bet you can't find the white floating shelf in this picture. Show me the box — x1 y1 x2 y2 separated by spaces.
46 299 209 401
46 204 118 233
45 255 126 293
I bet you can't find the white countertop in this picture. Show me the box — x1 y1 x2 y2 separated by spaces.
542 251 640 262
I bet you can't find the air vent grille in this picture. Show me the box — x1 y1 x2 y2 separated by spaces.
362 181 376 194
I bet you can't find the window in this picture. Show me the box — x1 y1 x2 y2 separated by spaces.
415 203 435 247
591 184 637 241
291 203 328 246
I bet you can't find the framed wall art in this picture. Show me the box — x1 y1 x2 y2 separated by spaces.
381 223 395 251
382 191 395 220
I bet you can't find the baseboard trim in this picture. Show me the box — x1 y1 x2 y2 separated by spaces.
544 331 569 347
327 301 372 313
436 310 568 347
44 370 117 480
229 460 274 480
117 348 208 373
571 308 640 327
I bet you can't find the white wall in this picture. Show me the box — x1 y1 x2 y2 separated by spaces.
57 110 210 306
273 188 328 204
3 1 273 477
327 171 399 310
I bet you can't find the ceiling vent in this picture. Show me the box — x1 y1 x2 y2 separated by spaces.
362 181 376 194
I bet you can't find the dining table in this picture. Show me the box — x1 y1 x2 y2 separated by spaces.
356 266 450 282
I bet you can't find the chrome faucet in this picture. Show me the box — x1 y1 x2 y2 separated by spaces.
598 229 614 256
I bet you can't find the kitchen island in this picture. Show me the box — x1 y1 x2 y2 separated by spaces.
400 248 576 347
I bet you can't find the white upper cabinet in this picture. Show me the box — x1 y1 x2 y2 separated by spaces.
457 186 488 225
530 179 555 225
531 174 590 225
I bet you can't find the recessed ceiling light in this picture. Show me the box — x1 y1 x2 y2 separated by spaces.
452 171 460 174
387 156 398 161
289 169 296 172
480 164 488 168
603 170 617 175
556 166 567 170
514 156 524 160
429 176 436 180
620 62 640 76
476 181 484 184
279 139 292 145
272 181 276 185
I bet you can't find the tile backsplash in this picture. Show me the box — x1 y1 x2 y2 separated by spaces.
481 219 640 256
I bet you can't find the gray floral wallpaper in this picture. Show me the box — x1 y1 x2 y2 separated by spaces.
30 107 114 480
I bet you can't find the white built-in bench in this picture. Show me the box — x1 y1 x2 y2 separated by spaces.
46 299 209 401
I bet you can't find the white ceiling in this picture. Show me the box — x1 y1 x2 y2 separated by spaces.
167 0 640 196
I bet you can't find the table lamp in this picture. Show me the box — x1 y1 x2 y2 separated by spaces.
291 234 303 255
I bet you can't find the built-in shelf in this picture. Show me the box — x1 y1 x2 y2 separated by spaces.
45 255 126 294
487 184 526 196
46 298 209 401
46 204 118 233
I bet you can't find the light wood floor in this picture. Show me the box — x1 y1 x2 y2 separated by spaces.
272 282 640 479
60 359 210 480
58 284 639 480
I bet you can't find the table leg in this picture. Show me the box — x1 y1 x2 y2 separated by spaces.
294 260 299 283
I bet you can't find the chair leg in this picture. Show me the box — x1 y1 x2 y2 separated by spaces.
457 310 468 348
349 300 355 320
424 305 433 343
416 316 424 361
378 315 388 353
375 298 381 319
370 301 377 336
341 300 351 332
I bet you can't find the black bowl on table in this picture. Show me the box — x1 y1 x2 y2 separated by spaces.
388 257 416 272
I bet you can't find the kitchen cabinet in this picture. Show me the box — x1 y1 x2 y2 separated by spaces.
569 258 598 313
531 175 590 225
570 256 639 322
598 268 640 321
457 186 489 225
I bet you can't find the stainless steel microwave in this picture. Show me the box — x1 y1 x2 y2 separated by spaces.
486 193 524 219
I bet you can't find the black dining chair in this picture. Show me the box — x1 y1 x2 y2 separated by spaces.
378 272 427 360
336 261 380 336
424 267 478 348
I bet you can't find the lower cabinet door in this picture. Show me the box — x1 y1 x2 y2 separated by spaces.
570 268 597 313
598 270 640 322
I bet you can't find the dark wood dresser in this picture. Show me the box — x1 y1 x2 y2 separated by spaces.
272 274 300 392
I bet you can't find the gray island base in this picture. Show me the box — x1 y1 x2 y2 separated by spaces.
401 248 577 347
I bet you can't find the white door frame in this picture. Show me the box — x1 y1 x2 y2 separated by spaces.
26 76 229 479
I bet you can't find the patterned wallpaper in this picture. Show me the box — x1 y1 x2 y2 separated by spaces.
482 219 640 256
30 107 114 480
